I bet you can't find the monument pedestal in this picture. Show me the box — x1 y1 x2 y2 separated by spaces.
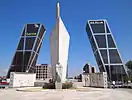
55 82 62 89
54 63 63 89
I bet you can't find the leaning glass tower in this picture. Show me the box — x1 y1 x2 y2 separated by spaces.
7 24 46 78
86 20 128 82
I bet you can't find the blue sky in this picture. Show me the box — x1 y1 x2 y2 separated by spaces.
0 0 132 76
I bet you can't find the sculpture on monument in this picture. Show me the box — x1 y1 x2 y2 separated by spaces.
55 63 63 89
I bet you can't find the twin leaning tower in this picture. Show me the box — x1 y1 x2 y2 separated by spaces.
7 3 128 82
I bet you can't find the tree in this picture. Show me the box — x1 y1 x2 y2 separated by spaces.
74 76 77 79
77 74 82 82
126 60 132 81
83 63 89 73
125 60 132 70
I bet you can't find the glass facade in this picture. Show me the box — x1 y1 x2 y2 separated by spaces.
86 20 128 82
7 24 46 78
89 21 105 33
17 38 24 50
107 35 116 48
109 49 122 63
95 35 106 48
100 50 108 64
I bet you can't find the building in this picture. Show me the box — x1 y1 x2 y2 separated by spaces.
35 64 52 80
9 72 36 88
83 63 96 73
91 67 96 73
86 20 128 82
50 3 70 83
7 24 46 78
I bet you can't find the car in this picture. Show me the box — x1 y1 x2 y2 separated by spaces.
0 79 9 89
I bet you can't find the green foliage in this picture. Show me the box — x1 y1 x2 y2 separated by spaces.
77 74 82 82
122 76 129 82
49 79 53 83
122 75 132 82
83 63 89 73
126 60 132 70
62 82 73 89
128 77 132 82
43 82 73 89
43 83 55 89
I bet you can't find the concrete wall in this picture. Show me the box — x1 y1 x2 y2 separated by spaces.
73 82 84 88
82 72 108 88
9 72 36 88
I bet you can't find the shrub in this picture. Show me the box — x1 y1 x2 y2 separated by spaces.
62 82 73 89
43 82 73 89
43 83 55 89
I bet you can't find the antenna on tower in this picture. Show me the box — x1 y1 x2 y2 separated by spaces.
56 2 60 19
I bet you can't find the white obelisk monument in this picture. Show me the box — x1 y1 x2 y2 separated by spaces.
50 3 70 83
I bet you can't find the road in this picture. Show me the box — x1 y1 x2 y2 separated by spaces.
0 87 132 100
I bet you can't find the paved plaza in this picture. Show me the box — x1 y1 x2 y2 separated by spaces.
0 87 132 100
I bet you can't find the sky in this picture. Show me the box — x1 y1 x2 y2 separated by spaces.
0 0 132 76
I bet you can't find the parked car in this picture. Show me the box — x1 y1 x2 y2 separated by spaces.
0 79 9 89
1 79 8 85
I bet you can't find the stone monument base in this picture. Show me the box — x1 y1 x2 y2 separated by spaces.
55 82 62 89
